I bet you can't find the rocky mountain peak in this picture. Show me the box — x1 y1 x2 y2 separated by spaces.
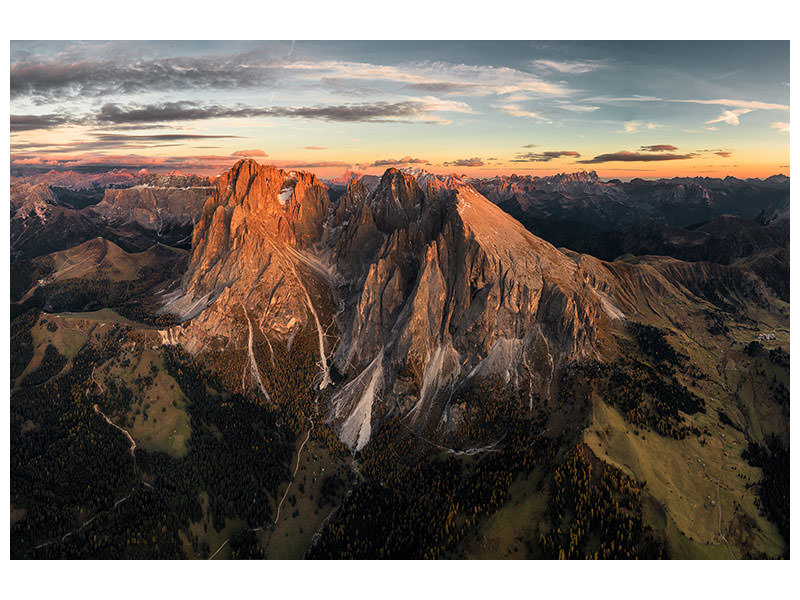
161 160 629 450
202 159 331 249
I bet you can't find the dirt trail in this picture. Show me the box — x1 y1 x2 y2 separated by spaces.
30 410 139 555
208 538 229 560
274 426 313 524
91 365 105 394
94 404 137 472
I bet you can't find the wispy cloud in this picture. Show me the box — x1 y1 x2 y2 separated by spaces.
706 108 751 126
639 144 678 152
94 133 240 142
695 148 732 158
557 104 600 113
231 149 268 157
280 160 353 169
583 95 664 104
589 95 788 112
497 104 551 123
291 60 572 98
303 146 327 150
531 59 605 74
10 152 245 173
81 98 467 126
11 113 74 131
10 54 283 100
620 121 664 133
770 121 790 133
95 101 400 124
677 98 788 111
11 132 241 154
368 156 429 167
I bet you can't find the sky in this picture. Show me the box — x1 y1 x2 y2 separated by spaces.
9 40 790 179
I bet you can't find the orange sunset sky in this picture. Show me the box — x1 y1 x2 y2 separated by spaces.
10 41 790 180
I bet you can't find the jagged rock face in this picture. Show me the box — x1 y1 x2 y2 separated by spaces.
162 160 333 353
90 175 212 233
326 170 381 193
11 183 58 220
11 183 98 260
326 170 621 446
10 168 139 190
11 175 213 260
167 161 787 453
164 161 626 450
196 159 329 249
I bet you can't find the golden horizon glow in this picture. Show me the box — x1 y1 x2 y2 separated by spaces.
10 41 790 181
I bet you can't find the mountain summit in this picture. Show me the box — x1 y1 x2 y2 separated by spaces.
159 161 644 449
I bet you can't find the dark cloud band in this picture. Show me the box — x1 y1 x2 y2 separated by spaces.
10 55 281 100
639 144 678 152
444 157 483 167
578 151 695 164
511 150 581 162
369 156 429 167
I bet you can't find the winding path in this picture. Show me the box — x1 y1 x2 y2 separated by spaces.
274 425 313 524
30 409 140 554
93 404 137 472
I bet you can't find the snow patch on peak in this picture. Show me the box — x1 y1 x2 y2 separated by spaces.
278 184 294 205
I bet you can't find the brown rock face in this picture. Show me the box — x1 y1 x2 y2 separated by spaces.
162 161 633 450
161 160 335 378
90 174 212 233
325 170 622 448
166 161 780 453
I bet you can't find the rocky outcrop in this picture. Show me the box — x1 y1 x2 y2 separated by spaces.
163 160 630 450
11 183 98 260
160 160 334 358
157 159 789 452
11 174 213 260
90 174 212 235
325 171 622 447
10 168 140 190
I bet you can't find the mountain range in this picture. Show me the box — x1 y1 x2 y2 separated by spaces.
11 160 790 559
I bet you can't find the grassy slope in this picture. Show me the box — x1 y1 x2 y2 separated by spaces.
262 438 352 559
96 348 191 458
13 310 156 388
594 258 789 558
458 467 549 559
14 313 98 386
38 237 186 285
584 396 783 558
182 492 245 560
